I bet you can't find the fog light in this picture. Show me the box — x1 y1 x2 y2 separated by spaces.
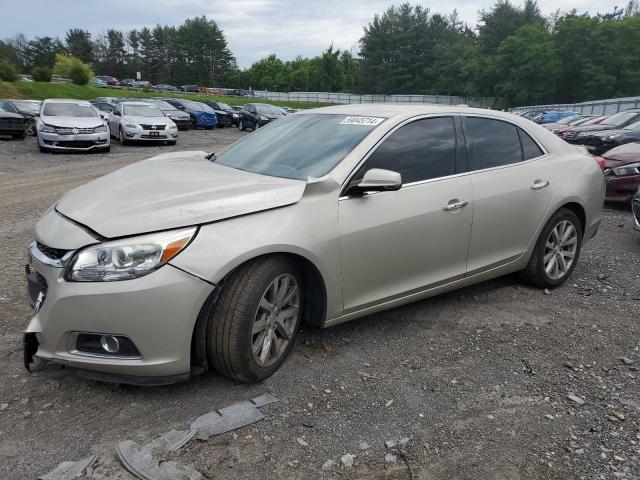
72 333 141 358
101 335 120 353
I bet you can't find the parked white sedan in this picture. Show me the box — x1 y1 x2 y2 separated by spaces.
108 102 178 145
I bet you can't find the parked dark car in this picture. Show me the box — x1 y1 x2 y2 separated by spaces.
543 115 589 131
0 108 28 139
142 99 191 130
180 85 199 92
553 115 608 136
201 101 237 127
238 103 285 131
0 99 42 135
153 84 179 92
584 120 640 155
562 110 640 144
96 75 118 86
162 99 217 129
225 89 246 96
601 143 640 203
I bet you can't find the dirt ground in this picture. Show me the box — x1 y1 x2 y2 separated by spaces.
0 129 639 480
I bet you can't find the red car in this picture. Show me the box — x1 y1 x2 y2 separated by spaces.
602 143 640 203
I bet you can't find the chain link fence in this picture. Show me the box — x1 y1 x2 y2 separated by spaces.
251 90 495 108
510 96 640 115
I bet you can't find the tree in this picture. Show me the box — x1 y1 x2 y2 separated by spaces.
65 28 94 64
53 53 93 85
478 0 545 52
495 23 558 107
0 61 18 81
31 66 52 82
23 36 66 70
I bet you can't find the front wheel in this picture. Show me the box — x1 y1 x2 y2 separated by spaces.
119 126 128 145
521 208 583 288
239 120 245 131
206 256 303 383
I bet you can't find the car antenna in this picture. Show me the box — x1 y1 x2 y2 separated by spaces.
205 151 217 161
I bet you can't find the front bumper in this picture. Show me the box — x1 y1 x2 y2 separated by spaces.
604 174 640 203
25 243 213 380
38 131 110 150
123 127 178 142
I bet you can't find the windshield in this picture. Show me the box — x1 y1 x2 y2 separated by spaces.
625 120 640 131
196 102 215 113
123 104 165 117
216 114 381 180
146 100 178 111
13 100 41 113
602 112 638 127
217 102 231 110
579 117 602 126
43 103 98 117
256 104 282 116
557 115 579 125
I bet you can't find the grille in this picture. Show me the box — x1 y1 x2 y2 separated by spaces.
36 242 70 260
54 127 95 135
140 124 167 130
0 118 26 128
54 141 97 148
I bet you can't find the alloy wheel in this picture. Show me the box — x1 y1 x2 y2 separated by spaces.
544 220 578 280
251 273 299 368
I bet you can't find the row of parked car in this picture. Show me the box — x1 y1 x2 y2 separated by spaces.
0 95 297 153
517 109 640 205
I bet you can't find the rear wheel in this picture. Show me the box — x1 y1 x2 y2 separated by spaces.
521 208 582 288
206 256 303 383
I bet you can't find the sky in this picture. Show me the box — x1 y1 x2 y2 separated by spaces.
2 0 613 68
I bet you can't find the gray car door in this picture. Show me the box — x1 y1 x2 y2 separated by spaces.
338 116 473 314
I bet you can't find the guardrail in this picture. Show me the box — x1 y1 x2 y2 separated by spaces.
511 96 640 115
252 90 495 108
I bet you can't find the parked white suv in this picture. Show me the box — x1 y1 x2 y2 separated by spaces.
36 99 110 153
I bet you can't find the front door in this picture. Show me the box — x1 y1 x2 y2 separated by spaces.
339 116 473 313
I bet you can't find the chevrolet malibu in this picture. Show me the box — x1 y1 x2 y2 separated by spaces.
24 105 605 385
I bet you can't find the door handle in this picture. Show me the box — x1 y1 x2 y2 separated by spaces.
443 199 468 211
531 180 550 190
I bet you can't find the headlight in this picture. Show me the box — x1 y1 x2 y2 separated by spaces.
607 134 621 139
39 123 55 133
124 123 138 129
260 115 269 121
612 162 640 176
67 227 197 282
94 125 108 133
232 113 239 118
577 132 588 137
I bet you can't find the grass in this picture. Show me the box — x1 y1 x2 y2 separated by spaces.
0 81 330 109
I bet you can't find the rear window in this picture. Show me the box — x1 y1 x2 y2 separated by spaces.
463 117 523 170
43 103 98 117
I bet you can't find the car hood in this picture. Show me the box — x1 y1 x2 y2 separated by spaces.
603 143 640 165
570 124 621 133
0 111 24 119
164 110 190 118
589 128 625 138
40 116 104 128
55 151 306 238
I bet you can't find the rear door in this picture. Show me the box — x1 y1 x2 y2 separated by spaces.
462 116 557 274
339 116 473 313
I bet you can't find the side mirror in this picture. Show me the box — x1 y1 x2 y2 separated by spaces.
347 168 403 195
113 111 120 116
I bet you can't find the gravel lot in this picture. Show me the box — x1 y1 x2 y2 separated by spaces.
0 129 639 480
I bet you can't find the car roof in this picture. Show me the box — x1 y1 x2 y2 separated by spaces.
298 103 518 121
121 101 158 106
43 99 92 105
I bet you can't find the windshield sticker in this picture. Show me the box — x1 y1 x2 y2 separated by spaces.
340 116 385 126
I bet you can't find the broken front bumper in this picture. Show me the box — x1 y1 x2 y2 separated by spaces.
25 235 214 382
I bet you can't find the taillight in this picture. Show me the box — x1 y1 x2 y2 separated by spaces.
592 156 606 172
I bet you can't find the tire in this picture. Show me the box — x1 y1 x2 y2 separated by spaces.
521 208 583 288
206 256 303 383
239 120 245 131
13 131 26 139
167 140 176 146
119 126 128 145
204 125 214 130
101 145 110 153
37 136 48 153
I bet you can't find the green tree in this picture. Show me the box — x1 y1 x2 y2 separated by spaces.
495 23 558 107
31 66 52 82
478 0 545 52
65 29 94 64
23 36 66 70
53 53 93 85
0 61 18 81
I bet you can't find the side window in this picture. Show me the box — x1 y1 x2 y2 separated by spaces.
354 117 457 185
518 128 544 160
463 117 523 170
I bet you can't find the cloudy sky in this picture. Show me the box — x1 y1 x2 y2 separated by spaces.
3 0 612 67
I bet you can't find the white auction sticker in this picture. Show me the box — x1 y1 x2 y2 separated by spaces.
339 116 385 126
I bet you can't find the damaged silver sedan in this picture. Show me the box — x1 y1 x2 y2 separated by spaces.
24 104 605 385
